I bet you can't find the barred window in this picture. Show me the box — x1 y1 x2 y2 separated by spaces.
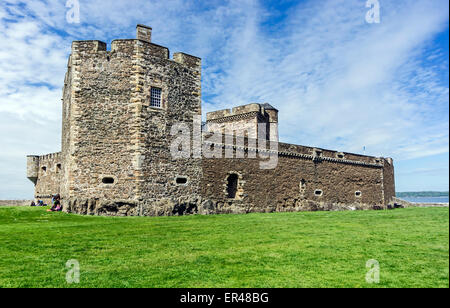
150 87 162 108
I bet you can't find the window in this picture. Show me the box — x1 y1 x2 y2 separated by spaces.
226 174 239 199
355 191 362 197
42 166 47 172
56 164 62 173
314 189 323 196
150 87 162 108
337 153 345 159
176 177 188 185
102 177 115 184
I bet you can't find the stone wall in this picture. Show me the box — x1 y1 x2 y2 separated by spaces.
136 47 203 215
65 39 138 203
60 53 74 205
382 158 396 204
200 141 388 215
27 152 62 204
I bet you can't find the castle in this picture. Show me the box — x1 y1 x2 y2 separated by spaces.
26 25 396 216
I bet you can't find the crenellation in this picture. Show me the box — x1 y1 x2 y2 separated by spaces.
173 52 201 70
72 40 107 54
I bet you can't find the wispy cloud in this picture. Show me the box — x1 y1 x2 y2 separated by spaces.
0 0 448 198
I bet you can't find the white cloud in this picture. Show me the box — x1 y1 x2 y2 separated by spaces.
202 0 449 160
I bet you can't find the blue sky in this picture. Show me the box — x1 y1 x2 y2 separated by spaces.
0 0 448 199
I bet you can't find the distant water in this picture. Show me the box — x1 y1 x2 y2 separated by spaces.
401 196 449 203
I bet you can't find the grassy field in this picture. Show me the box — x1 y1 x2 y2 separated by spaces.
0 206 448 288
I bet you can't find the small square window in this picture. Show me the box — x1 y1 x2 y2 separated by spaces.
150 87 162 108
355 191 362 197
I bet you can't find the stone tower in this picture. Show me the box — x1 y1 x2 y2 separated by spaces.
61 25 202 215
206 103 279 142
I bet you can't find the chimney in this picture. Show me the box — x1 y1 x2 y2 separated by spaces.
136 24 152 43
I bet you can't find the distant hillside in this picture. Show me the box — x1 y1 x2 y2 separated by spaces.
397 191 449 198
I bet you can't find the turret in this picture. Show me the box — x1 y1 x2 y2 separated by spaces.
206 103 279 142
27 155 39 184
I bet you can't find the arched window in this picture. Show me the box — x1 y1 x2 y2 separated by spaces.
226 173 239 199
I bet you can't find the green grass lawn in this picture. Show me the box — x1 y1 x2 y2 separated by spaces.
0 206 448 288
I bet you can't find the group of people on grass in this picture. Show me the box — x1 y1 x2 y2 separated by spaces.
30 200 45 207
30 194 62 212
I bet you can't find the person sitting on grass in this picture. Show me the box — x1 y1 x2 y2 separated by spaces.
47 194 62 212
30 201 36 207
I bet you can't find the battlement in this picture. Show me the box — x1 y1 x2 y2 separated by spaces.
26 152 62 185
37 152 62 162
71 40 107 54
70 25 200 69
207 103 276 122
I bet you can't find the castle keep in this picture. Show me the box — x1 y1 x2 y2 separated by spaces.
27 25 396 216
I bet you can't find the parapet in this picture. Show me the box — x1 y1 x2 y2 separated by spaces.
207 103 270 122
38 152 62 162
70 25 204 64
72 40 107 54
173 52 201 70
